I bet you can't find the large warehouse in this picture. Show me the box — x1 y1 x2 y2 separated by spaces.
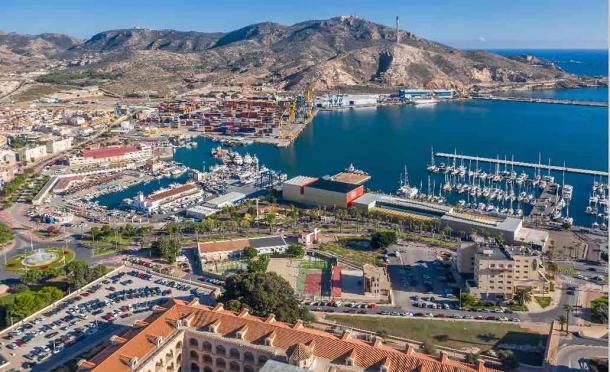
282 176 364 208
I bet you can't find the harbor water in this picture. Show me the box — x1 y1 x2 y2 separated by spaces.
98 50 608 227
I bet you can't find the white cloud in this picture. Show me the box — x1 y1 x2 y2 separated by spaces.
478 36 487 42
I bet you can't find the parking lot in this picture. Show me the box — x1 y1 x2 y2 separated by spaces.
0 267 216 371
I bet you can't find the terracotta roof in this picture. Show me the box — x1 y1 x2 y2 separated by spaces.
288 343 313 361
198 238 250 254
82 146 139 159
145 183 198 203
197 236 286 255
82 299 502 372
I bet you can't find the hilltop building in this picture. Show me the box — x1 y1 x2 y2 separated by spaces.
77 298 500 372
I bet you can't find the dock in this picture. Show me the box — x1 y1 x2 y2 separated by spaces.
435 152 608 177
473 96 608 107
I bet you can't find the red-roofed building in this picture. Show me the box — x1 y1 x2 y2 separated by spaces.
69 145 152 166
77 299 502 372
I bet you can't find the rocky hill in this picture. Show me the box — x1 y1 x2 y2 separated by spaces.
0 16 601 97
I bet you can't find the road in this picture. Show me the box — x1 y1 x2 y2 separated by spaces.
554 345 608 371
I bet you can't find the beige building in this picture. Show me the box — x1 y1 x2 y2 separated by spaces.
46 137 73 155
362 264 391 298
77 299 501 372
18 144 48 163
460 245 547 303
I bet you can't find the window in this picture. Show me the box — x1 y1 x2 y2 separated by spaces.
216 345 226 355
189 339 199 348
191 363 200 372
216 358 227 369
230 348 240 359
230 361 240 371
203 355 213 364
202 341 212 351
204 367 213 372
244 366 255 372
258 356 268 365
244 352 255 363
190 351 199 361
176 341 183 350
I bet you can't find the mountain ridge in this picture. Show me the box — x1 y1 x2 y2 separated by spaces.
0 16 603 98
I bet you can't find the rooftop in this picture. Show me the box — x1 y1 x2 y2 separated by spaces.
332 172 371 185
145 183 199 203
284 176 318 187
306 179 360 194
82 299 500 372
198 236 286 255
82 146 139 159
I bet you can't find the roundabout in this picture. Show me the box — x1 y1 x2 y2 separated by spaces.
5 248 75 272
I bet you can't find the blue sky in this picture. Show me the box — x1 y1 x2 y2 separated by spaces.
1 0 607 49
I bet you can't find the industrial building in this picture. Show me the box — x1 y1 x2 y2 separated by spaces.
315 94 380 108
204 192 246 209
282 176 364 209
458 244 548 303
352 192 453 218
399 89 456 100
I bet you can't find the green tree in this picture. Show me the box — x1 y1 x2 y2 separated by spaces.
247 255 270 273
37 286 64 303
219 271 312 323
514 287 532 306
460 292 478 307
497 349 519 370
243 247 258 260
465 353 480 365
563 304 573 333
20 269 45 286
419 341 437 356
590 297 608 324
151 236 182 263
556 315 567 331
0 223 14 246
286 244 305 258
370 231 397 249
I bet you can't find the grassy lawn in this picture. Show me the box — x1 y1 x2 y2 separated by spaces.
399 232 459 249
535 297 552 308
92 246 122 257
5 248 75 272
327 315 546 365
318 239 383 266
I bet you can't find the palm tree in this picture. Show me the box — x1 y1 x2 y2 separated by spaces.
556 315 567 332
514 287 532 306
563 304 573 334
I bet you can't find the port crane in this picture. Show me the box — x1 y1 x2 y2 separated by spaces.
278 81 315 140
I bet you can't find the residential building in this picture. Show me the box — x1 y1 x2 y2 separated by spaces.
17 145 48 163
460 244 548 303
46 137 73 155
77 298 499 372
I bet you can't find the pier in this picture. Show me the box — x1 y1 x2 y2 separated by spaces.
473 96 608 107
435 152 608 177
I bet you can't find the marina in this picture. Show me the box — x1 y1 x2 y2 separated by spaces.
434 152 608 176
473 95 608 107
